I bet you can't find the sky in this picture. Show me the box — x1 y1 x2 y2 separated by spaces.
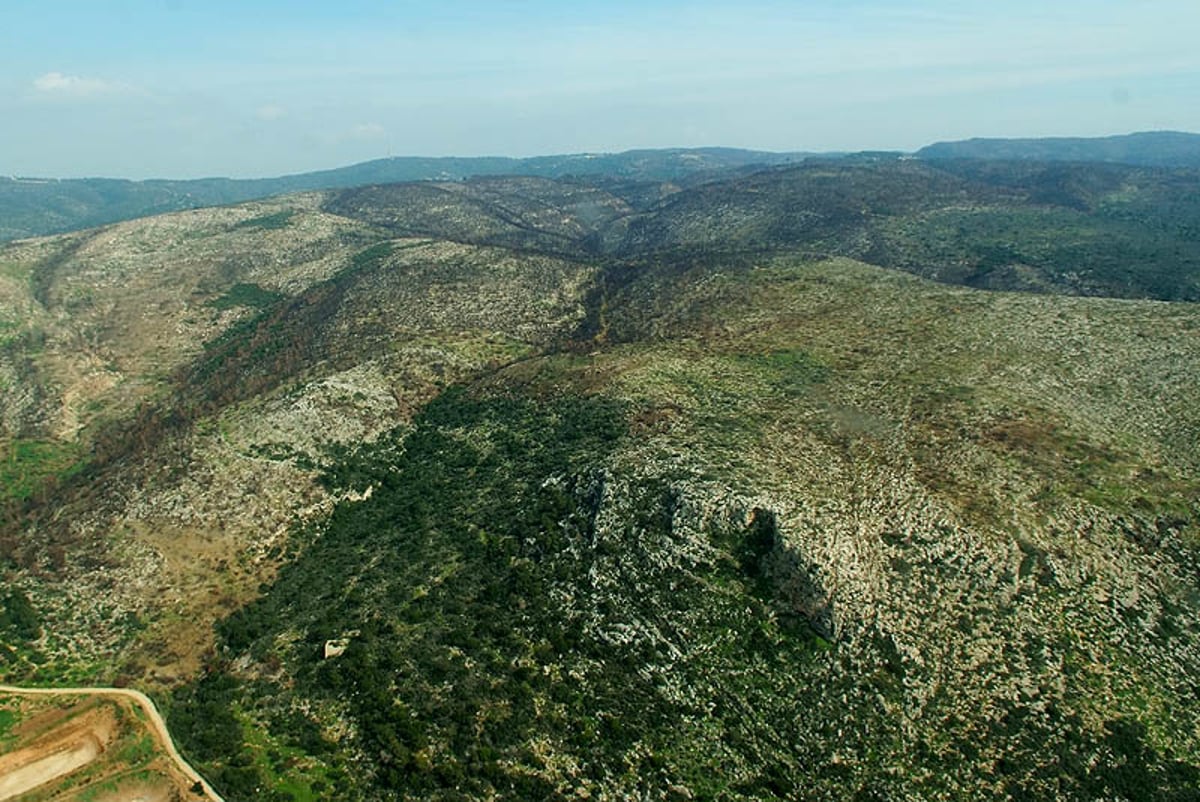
2 0 1199 179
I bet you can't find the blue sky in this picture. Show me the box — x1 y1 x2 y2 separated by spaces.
3 0 1198 178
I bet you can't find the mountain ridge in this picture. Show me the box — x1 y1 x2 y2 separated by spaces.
1 154 1199 800
918 130 1200 167
6 131 1200 244
0 147 813 243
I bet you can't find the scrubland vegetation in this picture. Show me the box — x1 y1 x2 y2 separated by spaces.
2 154 1200 799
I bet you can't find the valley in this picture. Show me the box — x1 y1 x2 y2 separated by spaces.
1 154 1199 799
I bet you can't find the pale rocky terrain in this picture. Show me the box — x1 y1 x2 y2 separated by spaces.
0 193 600 687
0 170 1198 799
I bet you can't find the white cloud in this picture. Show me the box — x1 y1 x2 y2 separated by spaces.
256 104 287 121
32 71 122 96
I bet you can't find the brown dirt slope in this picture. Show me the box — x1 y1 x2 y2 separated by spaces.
0 687 220 802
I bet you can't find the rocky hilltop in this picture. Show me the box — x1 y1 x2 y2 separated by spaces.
1 161 1199 800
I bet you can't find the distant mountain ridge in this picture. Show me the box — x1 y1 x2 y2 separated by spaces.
0 148 812 242
5 132 1200 243
918 130 1200 167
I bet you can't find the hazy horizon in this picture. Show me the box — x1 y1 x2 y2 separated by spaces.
5 131 1200 184
5 0 1199 180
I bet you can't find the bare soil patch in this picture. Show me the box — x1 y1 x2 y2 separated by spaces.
89 777 180 802
0 692 207 802
8 698 97 741
124 521 273 686
0 704 116 800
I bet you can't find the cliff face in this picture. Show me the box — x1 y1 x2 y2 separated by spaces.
1 167 1199 799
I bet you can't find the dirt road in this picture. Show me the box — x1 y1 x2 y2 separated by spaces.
0 684 225 802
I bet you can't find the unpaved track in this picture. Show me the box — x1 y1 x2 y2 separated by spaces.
0 684 224 802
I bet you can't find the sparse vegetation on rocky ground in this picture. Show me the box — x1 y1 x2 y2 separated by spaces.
2 159 1200 800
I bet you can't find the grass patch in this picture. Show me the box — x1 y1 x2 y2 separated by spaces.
0 439 84 503
0 318 20 348
980 415 1198 518
733 348 830 394
206 282 285 311
0 260 32 283
112 732 158 765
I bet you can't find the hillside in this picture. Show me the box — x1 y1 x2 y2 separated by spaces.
1 163 1199 800
918 131 1200 168
0 148 810 243
7 132 1200 246
317 159 1200 301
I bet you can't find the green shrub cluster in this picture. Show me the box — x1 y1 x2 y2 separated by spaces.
0 590 40 641
172 388 849 799
205 282 284 311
